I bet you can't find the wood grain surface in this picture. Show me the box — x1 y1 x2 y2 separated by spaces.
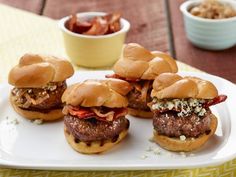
168 0 236 82
1 0 236 82
0 0 44 14
43 0 169 52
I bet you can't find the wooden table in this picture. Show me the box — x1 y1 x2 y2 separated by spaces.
1 0 236 82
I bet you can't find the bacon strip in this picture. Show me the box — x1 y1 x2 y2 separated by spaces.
66 106 95 118
105 74 140 82
204 95 227 108
133 82 142 92
64 105 127 122
25 93 49 105
83 17 109 35
140 80 150 103
91 107 114 121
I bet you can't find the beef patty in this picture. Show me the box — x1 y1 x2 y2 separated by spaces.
64 115 129 142
153 110 212 138
11 81 66 111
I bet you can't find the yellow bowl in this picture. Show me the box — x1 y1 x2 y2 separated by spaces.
58 12 130 68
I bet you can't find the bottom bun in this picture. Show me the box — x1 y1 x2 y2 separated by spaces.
64 127 128 154
10 96 63 121
153 114 218 152
128 107 153 118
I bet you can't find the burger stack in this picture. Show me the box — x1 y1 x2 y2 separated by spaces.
149 73 227 151
8 54 74 121
7 43 227 154
107 43 178 118
61 79 132 154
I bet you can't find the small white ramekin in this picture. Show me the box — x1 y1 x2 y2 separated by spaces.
180 0 236 50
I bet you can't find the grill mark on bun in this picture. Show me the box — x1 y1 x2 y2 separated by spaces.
126 120 130 129
73 135 121 146
64 127 129 154
111 134 119 143
100 140 104 146
86 142 91 147
205 130 211 135
74 138 80 144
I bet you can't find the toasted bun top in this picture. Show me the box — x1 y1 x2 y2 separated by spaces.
151 73 218 99
62 79 132 108
8 54 74 88
113 43 178 80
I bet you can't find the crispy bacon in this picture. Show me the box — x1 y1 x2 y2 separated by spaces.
140 81 151 103
83 17 109 35
64 105 127 121
204 95 227 108
64 105 96 118
25 93 50 106
105 73 141 82
66 13 121 35
91 108 114 121
104 12 121 33
133 82 142 92
67 15 91 33
13 89 50 108
91 107 127 121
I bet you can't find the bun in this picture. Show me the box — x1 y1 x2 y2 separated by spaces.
8 54 74 88
62 79 132 108
99 78 133 96
151 73 218 99
153 114 217 152
185 76 219 99
151 51 178 73
64 127 128 154
113 59 149 79
10 95 63 121
123 43 155 61
113 43 178 80
128 107 153 118
152 73 182 92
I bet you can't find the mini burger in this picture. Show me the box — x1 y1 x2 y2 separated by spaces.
61 79 132 154
149 73 227 152
106 43 178 118
8 54 74 121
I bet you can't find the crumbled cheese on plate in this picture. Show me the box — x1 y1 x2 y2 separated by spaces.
179 135 186 141
32 119 43 125
140 154 148 159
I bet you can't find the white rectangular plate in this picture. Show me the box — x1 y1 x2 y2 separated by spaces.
0 71 236 170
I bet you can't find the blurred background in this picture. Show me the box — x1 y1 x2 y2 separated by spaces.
0 0 235 82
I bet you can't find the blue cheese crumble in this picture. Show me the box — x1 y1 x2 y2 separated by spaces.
152 98 207 117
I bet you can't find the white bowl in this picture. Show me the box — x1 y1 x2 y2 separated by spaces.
180 0 236 50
